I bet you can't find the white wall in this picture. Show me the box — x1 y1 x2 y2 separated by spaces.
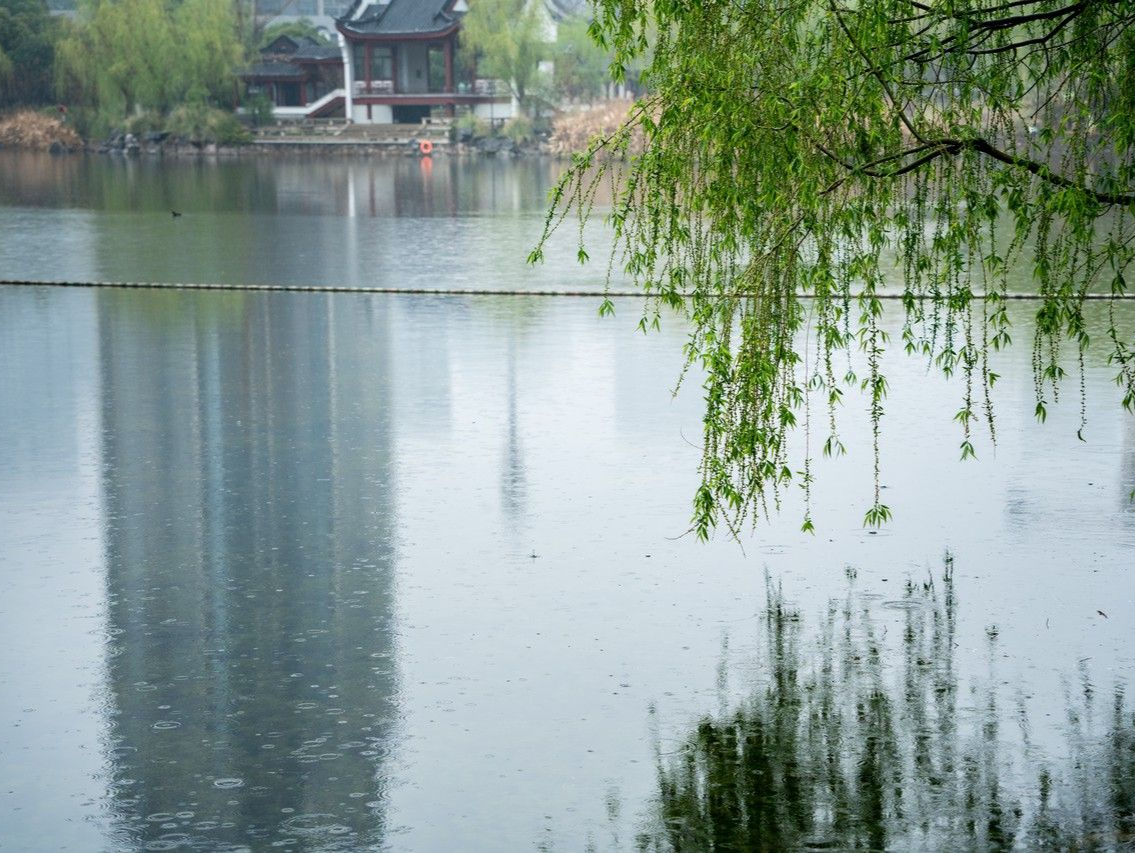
352 104 393 123
473 101 514 122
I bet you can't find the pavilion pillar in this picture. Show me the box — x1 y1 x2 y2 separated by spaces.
444 39 454 93
339 30 353 121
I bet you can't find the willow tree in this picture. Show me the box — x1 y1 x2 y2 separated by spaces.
55 0 177 117
534 0 1135 537
171 0 244 106
0 44 9 88
459 0 548 116
553 15 610 103
55 0 242 122
1 0 59 106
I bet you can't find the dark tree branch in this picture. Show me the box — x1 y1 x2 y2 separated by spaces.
964 137 1135 205
820 135 1135 205
967 8 1082 54
899 0 1121 65
966 1 1087 32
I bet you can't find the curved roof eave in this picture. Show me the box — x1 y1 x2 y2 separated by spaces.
336 20 460 41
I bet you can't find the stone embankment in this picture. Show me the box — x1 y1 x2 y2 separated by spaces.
0 100 641 158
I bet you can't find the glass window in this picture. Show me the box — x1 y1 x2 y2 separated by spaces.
372 47 393 80
428 45 446 91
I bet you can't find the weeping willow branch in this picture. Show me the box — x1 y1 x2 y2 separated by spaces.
820 135 1135 204
533 0 1135 539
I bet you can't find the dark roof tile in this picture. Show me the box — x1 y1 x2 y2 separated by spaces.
241 61 306 79
339 0 461 37
292 43 342 60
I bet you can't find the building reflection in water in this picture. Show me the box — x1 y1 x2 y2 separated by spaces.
96 290 398 850
499 337 527 526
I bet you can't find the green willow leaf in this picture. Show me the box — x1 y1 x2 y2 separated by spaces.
534 0 1135 536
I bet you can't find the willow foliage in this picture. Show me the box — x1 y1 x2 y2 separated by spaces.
55 0 242 120
460 0 547 115
534 0 1135 538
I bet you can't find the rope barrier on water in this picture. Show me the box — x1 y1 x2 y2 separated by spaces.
0 279 640 296
1 279 1133 299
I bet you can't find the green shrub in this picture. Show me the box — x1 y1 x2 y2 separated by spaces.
453 109 489 141
208 111 251 145
124 110 164 135
166 103 210 142
502 114 533 144
167 103 250 145
245 93 275 128
71 107 114 142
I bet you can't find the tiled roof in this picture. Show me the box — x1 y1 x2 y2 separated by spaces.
242 61 306 79
339 0 461 37
292 43 342 61
254 35 341 69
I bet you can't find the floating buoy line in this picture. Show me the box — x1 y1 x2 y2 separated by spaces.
1 279 1133 299
0 279 637 296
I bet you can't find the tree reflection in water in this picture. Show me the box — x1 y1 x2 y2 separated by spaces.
640 557 1135 852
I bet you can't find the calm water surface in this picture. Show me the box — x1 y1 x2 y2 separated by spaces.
0 151 611 290
1 152 1134 851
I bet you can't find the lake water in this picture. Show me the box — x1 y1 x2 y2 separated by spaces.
0 152 609 291
1 151 1134 851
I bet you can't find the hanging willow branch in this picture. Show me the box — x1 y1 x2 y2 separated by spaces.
532 0 1135 538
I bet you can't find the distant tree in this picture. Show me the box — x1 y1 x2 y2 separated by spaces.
0 43 11 90
173 0 244 104
258 17 331 50
552 15 607 104
56 0 175 116
0 0 59 106
55 0 242 124
460 0 547 116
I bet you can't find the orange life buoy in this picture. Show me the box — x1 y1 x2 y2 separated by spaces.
418 139 434 155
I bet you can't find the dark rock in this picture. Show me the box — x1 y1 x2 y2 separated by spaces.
475 135 517 155
100 132 126 153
